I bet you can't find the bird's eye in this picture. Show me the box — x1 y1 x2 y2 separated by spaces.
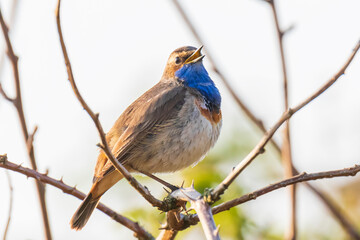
175 57 181 65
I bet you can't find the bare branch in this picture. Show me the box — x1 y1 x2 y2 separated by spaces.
0 7 52 240
55 0 165 211
0 158 153 240
26 125 38 156
171 187 219 240
212 40 360 201
185 165 360 227
0 83 14 102
157 209 183 240
266 0 297 238
0 0 19 79
212 165 360 215
3 169 13 240
156 229 178 240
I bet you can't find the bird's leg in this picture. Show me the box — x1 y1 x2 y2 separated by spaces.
136 169 179 191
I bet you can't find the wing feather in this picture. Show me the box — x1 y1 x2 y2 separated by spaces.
93 81 186 182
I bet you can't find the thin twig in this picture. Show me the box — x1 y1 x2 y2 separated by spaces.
26 126 38 156
0 83 14 102
0 0 19 80
55 0 165 210
266 0 296 238
3 169 13 240
0 158 153 240
212 40 360 200
0 8 52 240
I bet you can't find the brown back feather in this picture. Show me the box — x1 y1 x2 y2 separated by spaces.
93 81 186 182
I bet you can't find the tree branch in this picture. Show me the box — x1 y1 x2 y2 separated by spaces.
156 229 178 240
0 156 153 240
184 164 360 227
0 0 19 79
0 8 52 240
0 83 14 102
266 0 297 238
212 40 360 200
55 0 166 211
170 185 220 240
212 165 360 215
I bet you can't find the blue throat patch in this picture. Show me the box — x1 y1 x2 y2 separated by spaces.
175 62 221 111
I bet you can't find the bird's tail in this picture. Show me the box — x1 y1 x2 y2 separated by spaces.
70 192 101 230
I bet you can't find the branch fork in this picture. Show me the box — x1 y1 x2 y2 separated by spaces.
166 183 220 240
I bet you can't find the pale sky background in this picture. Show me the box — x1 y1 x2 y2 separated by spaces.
0 0 360 239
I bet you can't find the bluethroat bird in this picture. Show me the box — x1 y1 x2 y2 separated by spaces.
70 46 222 230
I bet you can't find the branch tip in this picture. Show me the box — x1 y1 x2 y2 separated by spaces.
96 143 104 149
0 153 8 163
283 24 295 36
214 225 221 236
0 83 15 102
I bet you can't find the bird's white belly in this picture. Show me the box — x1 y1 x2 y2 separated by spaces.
131 94 221 173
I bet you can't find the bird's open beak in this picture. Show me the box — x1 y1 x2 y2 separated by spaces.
184 46 205 64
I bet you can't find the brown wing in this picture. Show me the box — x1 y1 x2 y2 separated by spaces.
93 81 186 182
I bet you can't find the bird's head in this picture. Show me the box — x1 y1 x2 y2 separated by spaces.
161 45 221 111
161 46 205 80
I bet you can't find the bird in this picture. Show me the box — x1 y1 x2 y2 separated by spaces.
70 46 222 230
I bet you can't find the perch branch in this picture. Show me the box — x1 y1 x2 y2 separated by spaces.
55 0 165 210
0 8 52 240
0 157 153 240
171 185 220 240
212 40 360 200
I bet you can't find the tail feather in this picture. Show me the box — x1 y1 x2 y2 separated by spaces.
70 193 100 230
